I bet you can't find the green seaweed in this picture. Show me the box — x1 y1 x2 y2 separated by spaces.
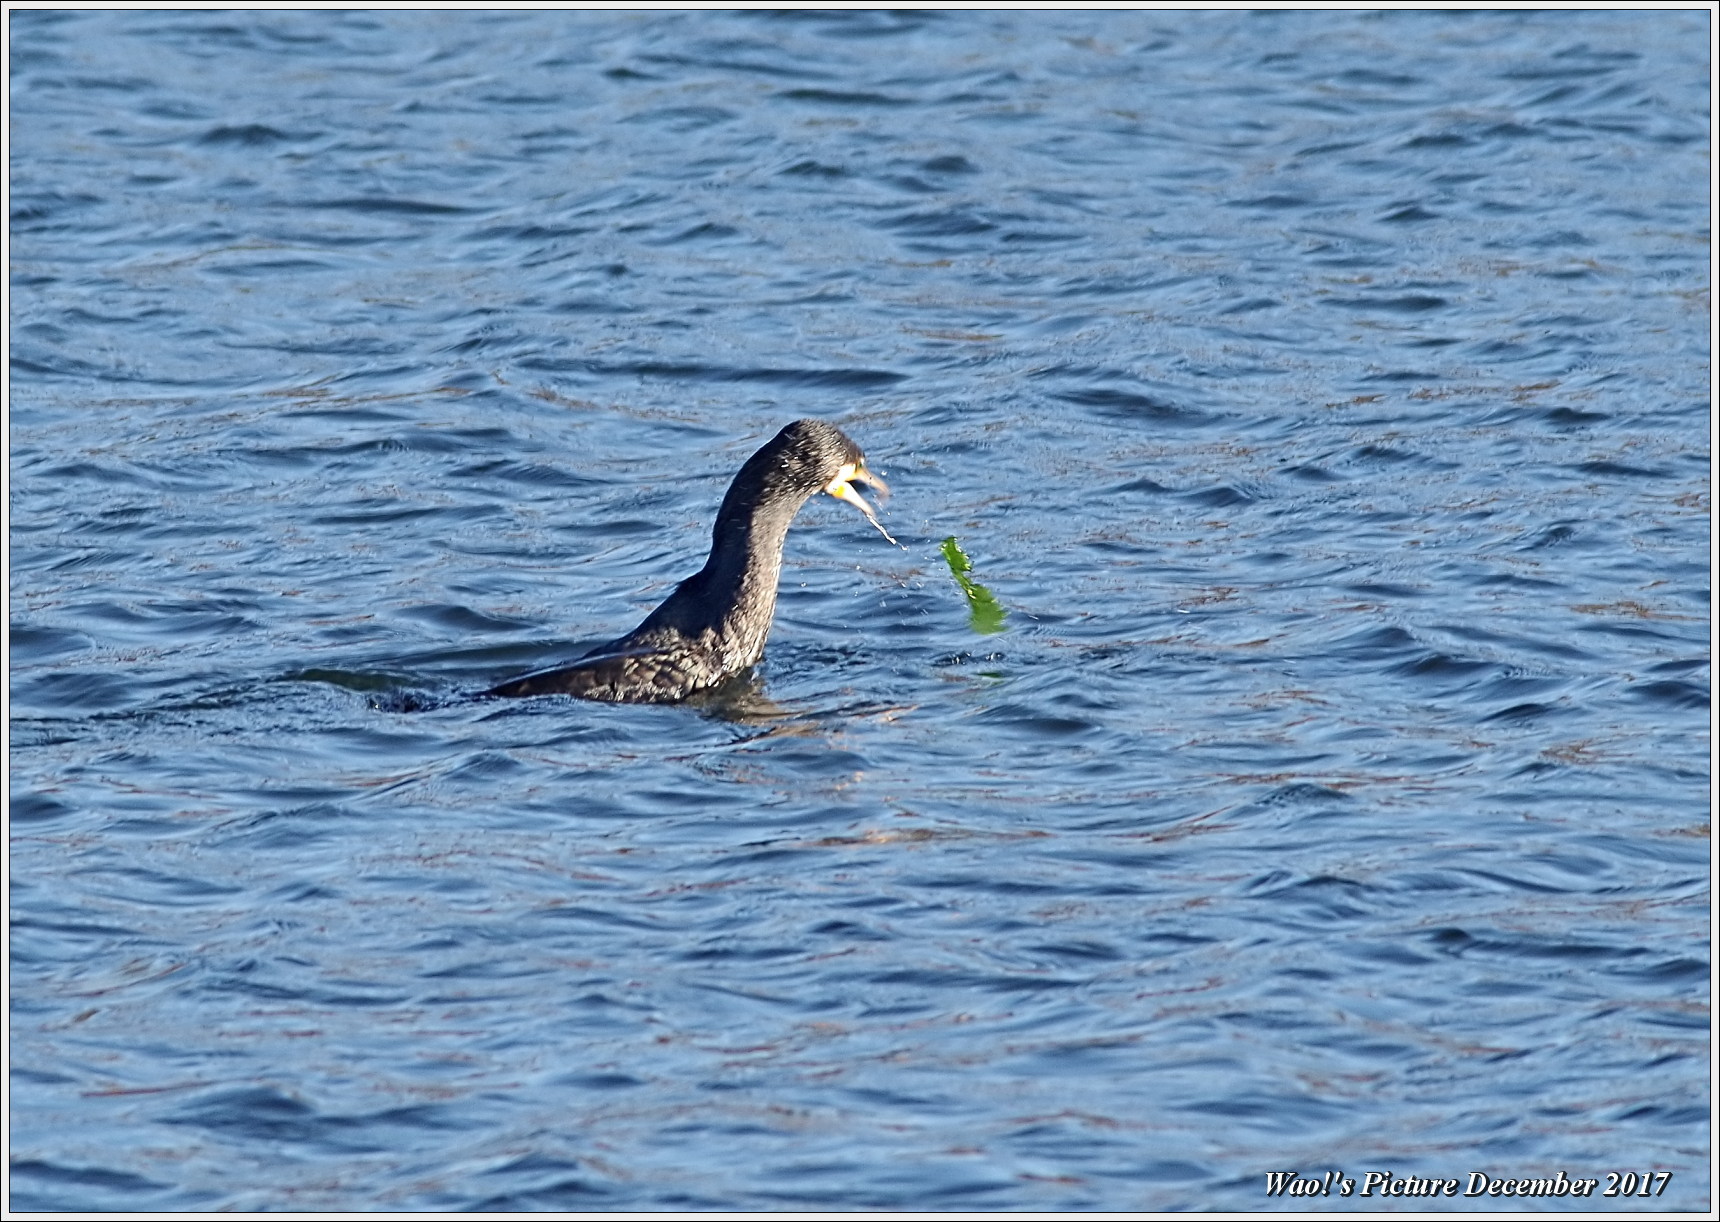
940 536 1007 635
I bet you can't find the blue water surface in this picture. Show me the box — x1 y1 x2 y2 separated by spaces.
9 8 1710 1212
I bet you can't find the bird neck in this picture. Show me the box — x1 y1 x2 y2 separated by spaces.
695 494 806 655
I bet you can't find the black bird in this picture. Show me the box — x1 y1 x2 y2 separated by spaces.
486 419 891 703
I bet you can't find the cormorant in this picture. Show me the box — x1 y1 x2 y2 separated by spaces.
486 419 890 703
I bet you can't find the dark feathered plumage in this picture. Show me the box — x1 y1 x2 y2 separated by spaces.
486 419 888 703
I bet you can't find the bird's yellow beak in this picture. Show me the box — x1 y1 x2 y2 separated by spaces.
824 462 897 544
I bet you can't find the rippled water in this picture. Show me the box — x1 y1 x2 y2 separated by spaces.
9 9 1710 1212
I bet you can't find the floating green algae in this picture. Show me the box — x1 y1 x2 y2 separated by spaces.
940 536 1007 635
